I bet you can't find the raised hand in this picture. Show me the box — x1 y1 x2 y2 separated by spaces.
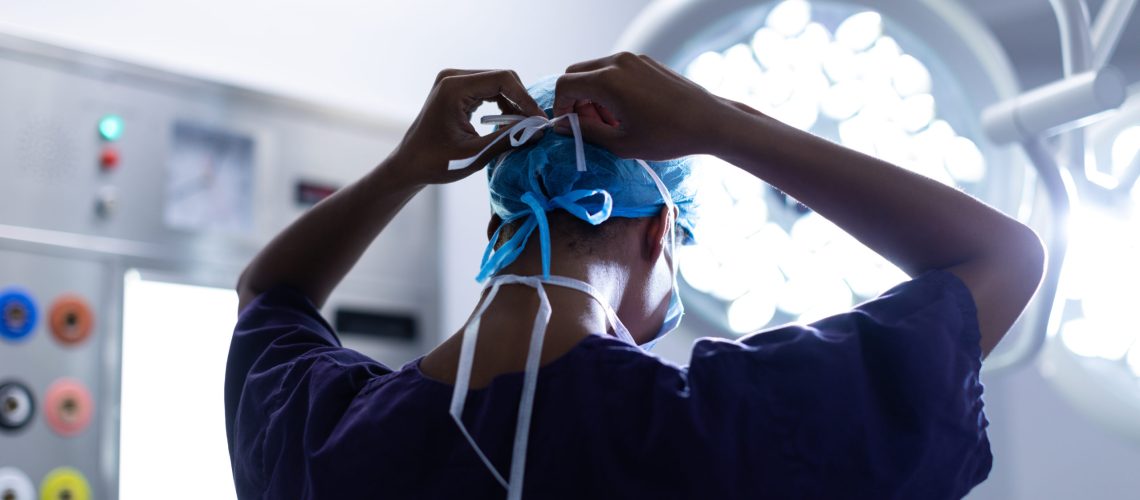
552 52 741 160
390 69 546 186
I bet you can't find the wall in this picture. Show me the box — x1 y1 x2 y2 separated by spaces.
1 1 1139 498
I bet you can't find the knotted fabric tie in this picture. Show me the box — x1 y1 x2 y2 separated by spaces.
447 112 609 282
477 188 613 282
447 113 585 172
446 112 678 499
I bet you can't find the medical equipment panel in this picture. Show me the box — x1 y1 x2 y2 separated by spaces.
0 32 439 498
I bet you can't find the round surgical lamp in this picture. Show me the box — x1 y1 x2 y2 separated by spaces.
618 0 1045 364
1041 86 1140 443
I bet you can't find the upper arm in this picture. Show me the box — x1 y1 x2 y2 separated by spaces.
945 224 1046 357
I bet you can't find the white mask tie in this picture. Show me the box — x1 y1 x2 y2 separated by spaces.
447 113 585 172
449 273 634 500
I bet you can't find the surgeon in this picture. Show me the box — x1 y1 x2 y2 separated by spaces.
225 53 1044 499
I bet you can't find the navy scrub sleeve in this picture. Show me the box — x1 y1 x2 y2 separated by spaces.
682 269 991 498
224 287 395 498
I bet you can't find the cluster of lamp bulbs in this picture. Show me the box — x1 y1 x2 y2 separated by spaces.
678 0 989 334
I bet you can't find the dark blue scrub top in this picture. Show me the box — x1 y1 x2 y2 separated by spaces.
225 270 991 499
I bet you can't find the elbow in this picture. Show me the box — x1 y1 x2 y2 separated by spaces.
235 269 259 314
1005 223 1047 301
235 269 247 295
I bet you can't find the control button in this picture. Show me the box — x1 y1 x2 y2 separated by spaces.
38 468 89 500
97 114 123 142
99 146 119 171
0 381 35 432
0 467 35 500
43 379 92 437
49 296 93 347
0 288 37 342
94 187 117 219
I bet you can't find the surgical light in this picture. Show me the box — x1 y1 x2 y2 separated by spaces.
834 11 881 51
630 0 1024 336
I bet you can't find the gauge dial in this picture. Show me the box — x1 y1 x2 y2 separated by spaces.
164 121 255 234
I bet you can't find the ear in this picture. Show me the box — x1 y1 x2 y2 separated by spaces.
641 205 673 262
487 213 503 242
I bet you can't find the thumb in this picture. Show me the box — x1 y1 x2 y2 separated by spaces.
554 116 624 151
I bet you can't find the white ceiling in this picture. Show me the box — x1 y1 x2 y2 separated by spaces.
0 0 654 121
0 0 1134 122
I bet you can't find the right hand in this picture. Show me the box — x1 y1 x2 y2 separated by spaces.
552 52 747 160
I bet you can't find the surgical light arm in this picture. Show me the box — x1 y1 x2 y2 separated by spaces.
981 67 1125 144
979 0 1133 372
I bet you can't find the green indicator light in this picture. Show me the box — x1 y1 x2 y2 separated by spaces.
98 115 124 141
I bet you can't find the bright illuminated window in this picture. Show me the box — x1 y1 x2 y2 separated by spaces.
679 0 988 333
120 271 238 499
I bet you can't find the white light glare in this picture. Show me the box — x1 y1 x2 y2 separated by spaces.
1128 341 1140 377
1061 208 1140 305
766 0 812 37
685 51 726 91
821 80 865 120
721 44 765 104
835 11 883 52
793 276 854 323
751 28 789 70
728 290 778 334
679 3 981 335
679 244 720 294
771 69 826 130
1061 318 1139 361
896 93 936 133
943 136 986 183
790 23 832 69
861 36 901 78
892 54 932 97
1111 126 1140 178
822 43 859 83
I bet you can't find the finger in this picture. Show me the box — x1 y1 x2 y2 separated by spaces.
553 69 615 118
594 102 621 127
434 68 493 86
573 100 603 122
553 114 625 152
551 101 610 129
554 101 618 140
638 54 693 85
636 54 670 72
496 69 546 117
564 54 620 74
494 93 530 116
564 51 639 74
443 70 544 118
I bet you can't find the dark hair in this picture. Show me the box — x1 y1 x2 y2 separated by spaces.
493 209 688 256
493 210 629 256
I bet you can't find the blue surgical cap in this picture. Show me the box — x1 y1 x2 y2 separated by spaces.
477 75 698 282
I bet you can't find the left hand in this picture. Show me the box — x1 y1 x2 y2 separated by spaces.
387 69 546 186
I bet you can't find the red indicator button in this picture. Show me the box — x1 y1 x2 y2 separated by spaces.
100 147 120 171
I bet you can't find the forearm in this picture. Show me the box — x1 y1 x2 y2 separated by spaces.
713 107 1034 278
237 158 423 311
712 106 1044 355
